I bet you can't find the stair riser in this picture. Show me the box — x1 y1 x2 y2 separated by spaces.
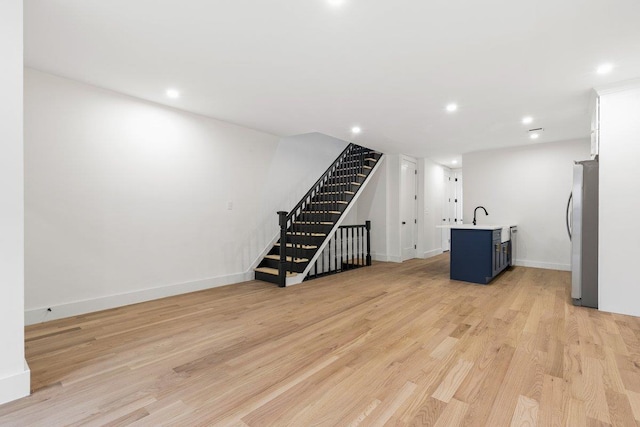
260 258 308 273
344 154 378 162
290 224 334 234
297 212 342 222
332 169 369 177
319 183 361 193
284 234 326 246
271 246 316 258
254 271 281 284
312 194 354 203
296 203 348 216
326 173 366 184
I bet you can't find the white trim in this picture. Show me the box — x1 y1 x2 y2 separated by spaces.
25 272 251 325
371 253 390 262
422 248 443 259
595 78 640 96
0 361 30 405
365 253 404 263
514 259 570 271
372 254 401 263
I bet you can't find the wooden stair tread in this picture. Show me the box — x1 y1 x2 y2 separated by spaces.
303 211 341 214
294 221 334 225
287 232 326 236
365 157 377 162
254 267 297 277
264 255 309 263
311 201 348 205
321 191 355 195
275 243 318 249
356 173 366 177
324 182 360 186
363 165 372 169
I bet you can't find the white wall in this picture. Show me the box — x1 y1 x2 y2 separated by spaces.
463 139 590 270
598 82 640 317
0 0 31 405
24 69 348 324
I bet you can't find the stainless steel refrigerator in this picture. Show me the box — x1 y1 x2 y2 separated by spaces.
566 160 598 308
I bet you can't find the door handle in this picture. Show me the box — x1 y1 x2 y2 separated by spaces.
402 222 406 225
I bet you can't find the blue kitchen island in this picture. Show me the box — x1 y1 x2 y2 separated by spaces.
449 225 516 284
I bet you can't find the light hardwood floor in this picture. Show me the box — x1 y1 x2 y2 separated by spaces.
2 255 640 426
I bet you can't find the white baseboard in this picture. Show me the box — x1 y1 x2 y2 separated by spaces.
371 253 402 263
0 361 30 405
25 272 253 325
422 249 444 259
514 259 571 271
371 253 389 262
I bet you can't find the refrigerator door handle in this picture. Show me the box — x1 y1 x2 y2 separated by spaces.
566 192 573 240
571 163 584 302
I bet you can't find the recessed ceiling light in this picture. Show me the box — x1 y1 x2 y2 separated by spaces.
522 116 533 125
446 103 458 113
327 0 345 6
452 160 458 165
597 63 614 75
530 133 540 140
351 126 362 134
166 89 180 99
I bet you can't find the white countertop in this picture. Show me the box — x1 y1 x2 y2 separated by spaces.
436 224 516 230
436 224 517 242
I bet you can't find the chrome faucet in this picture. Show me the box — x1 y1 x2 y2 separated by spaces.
473 206 488 225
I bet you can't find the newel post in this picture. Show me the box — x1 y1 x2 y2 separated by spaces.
365 220 372 266
277 211 288 287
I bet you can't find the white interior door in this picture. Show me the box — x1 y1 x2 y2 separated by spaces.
400 158 417 261
453 169 463 224
441 169 452 251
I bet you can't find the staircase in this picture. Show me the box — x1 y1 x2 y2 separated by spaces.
254 143 383 286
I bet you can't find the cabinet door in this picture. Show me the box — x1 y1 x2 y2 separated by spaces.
492 240 500 276
501 242 508 270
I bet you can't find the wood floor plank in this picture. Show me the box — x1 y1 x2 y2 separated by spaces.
431 358 474 403
510 395 539 426
433 398 469 427
538 374 570 427
0 256 639 426
627 389 640 421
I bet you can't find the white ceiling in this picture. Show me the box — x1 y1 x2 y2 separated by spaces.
24 0 640 165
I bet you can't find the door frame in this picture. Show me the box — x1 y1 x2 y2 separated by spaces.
400 156 418 261
441 168 452 252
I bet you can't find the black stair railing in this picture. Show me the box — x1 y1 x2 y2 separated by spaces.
275 143 375 287
306 221 372 281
